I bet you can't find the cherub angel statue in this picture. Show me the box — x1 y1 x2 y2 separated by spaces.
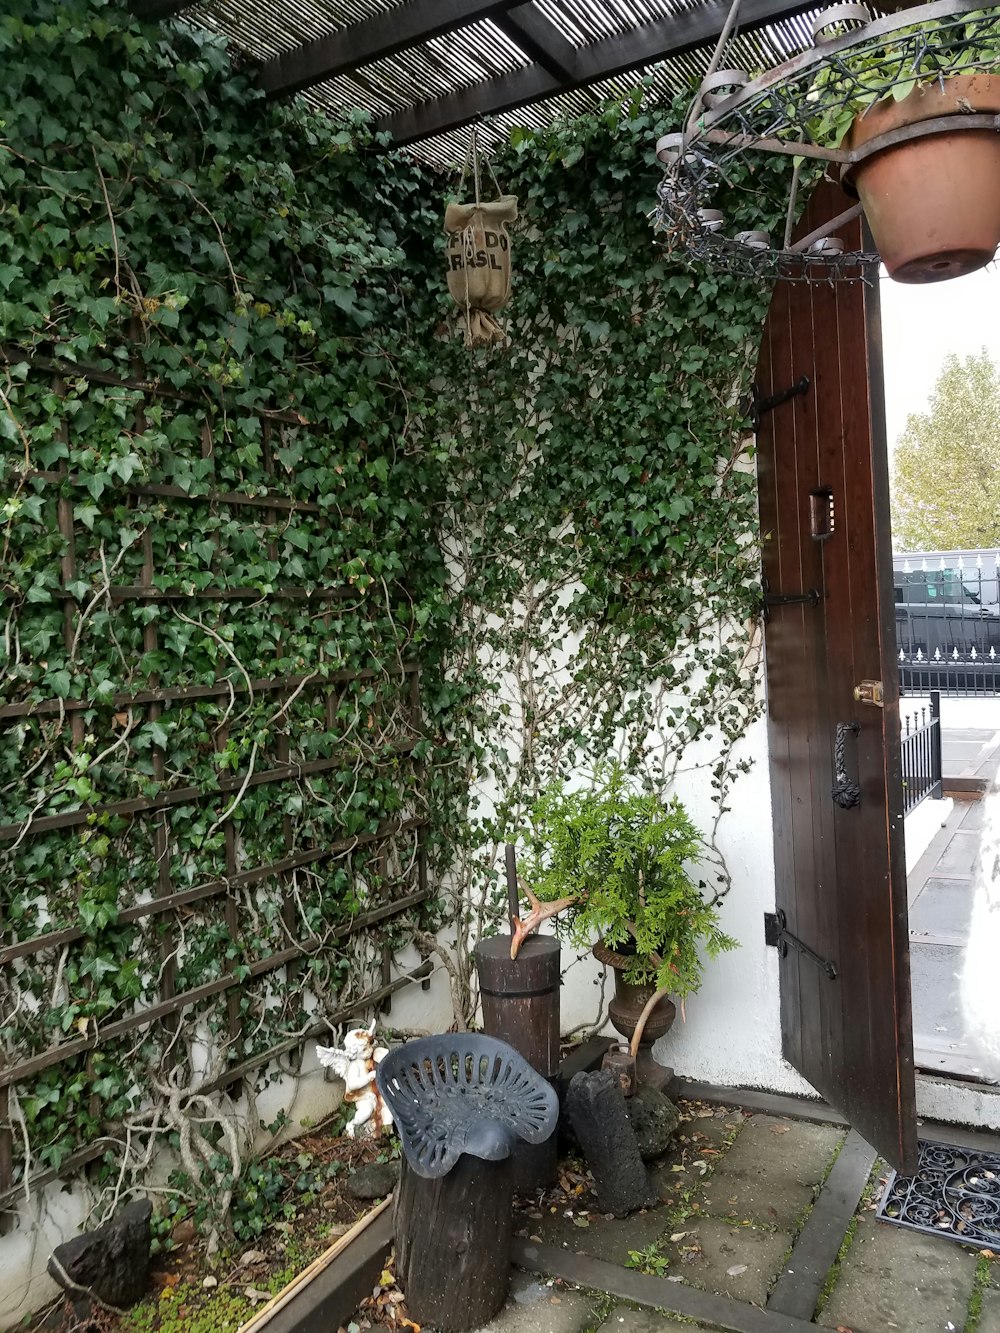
316 1022 393 1139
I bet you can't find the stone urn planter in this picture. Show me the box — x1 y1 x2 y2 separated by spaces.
844 73 1000 283
592 939 676 1047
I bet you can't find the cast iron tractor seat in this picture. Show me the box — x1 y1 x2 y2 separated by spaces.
376 1033 558 1179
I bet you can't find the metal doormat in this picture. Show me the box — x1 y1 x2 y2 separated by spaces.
877 1140 1000 1251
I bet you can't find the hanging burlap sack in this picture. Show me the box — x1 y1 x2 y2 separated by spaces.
444 195 518 347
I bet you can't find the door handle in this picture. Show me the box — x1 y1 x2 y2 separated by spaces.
832 721 861 809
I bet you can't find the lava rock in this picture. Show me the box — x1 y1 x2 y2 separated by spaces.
564 1070 658 1217
345 1160 399 1199
48 1199 153 1311
627 1085 682 1161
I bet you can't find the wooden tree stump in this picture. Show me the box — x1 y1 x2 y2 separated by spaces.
394 1152 513 1331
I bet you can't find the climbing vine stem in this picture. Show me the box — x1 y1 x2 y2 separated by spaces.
0 0 790 1242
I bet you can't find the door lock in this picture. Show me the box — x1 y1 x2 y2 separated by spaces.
853 679 884 708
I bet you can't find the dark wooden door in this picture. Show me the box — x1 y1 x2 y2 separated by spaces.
756 184 917 1173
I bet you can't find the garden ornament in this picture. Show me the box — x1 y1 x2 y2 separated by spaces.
444 126 517 348
316 1022 393 1138
509 876 577 960
654 0 1000 283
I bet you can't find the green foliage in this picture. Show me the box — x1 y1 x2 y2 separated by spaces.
0 0 451 1221
802 9 1000 148
432 99 786 1015
0 0 784 1240
626 1242 671 1276
891 350 1000 550
519 763 737 997
230 1151 342 1242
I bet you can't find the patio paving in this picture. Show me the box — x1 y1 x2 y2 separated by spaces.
816 1213 978 1333
907 795 991 1081
464 1094 1000 1333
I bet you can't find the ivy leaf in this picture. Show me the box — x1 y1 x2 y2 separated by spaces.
47 669 72 699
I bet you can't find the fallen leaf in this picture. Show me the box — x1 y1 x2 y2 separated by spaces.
727 1264 748 1277
572 1216 590 1228
770 1124 791 1135
670 1232 688 1242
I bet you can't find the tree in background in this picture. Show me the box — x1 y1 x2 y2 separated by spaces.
891 349 1000 551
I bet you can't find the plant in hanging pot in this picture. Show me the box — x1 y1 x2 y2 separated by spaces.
516 762 737 1052
803 5 1000 282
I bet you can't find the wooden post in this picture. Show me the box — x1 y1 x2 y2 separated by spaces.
475 934 560 1190
394 1153 513 1332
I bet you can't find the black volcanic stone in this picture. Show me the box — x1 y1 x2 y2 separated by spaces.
565 1070 658 1217
346 1160 400 1199
48 1199 152 1310
627 1085 682 1161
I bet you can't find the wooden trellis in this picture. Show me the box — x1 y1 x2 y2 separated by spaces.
0 353 432 1223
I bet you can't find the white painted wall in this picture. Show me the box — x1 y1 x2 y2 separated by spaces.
540 705 814 1097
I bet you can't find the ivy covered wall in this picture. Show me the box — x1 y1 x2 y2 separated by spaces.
0 0 455 1265
0 0 792 1301
427 106 792 1026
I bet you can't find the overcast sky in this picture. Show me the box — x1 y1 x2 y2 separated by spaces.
878 263 1000 453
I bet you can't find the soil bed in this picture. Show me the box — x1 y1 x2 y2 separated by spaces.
34 1124 398 1333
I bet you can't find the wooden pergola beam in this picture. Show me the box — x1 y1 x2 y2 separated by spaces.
493 5 578 82
258 0 525 97
130 0 190 17
378 0 816 144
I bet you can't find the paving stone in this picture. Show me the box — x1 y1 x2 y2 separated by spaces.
676 1103 748 1149
697 1115 844 1229
467 1271 599 1333
596 1306 714 1331
659 1216 792 1306
978 1286 1000 1333
909 876 976 940
818 1214 978 1333
518 1204 668 1268
937 830 979 876
649 1110 747 1203
911 940 965 1038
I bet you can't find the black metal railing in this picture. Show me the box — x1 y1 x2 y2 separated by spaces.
900 690 943 814
898 653 1000 697
895 556 1000 696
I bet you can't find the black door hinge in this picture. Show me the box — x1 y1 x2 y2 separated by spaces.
751 375 810 428
764 909 838 980
761 576 821 621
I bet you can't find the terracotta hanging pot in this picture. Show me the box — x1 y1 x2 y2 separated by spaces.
843 73 1000 283
592 939 676 1047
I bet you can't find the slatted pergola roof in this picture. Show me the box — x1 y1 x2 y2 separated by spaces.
133 0 839 166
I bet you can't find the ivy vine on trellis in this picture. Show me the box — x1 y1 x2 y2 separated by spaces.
428 101 793 1025
0 0 790 1248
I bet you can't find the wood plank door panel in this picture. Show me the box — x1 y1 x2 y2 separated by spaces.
756 184 916 1173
